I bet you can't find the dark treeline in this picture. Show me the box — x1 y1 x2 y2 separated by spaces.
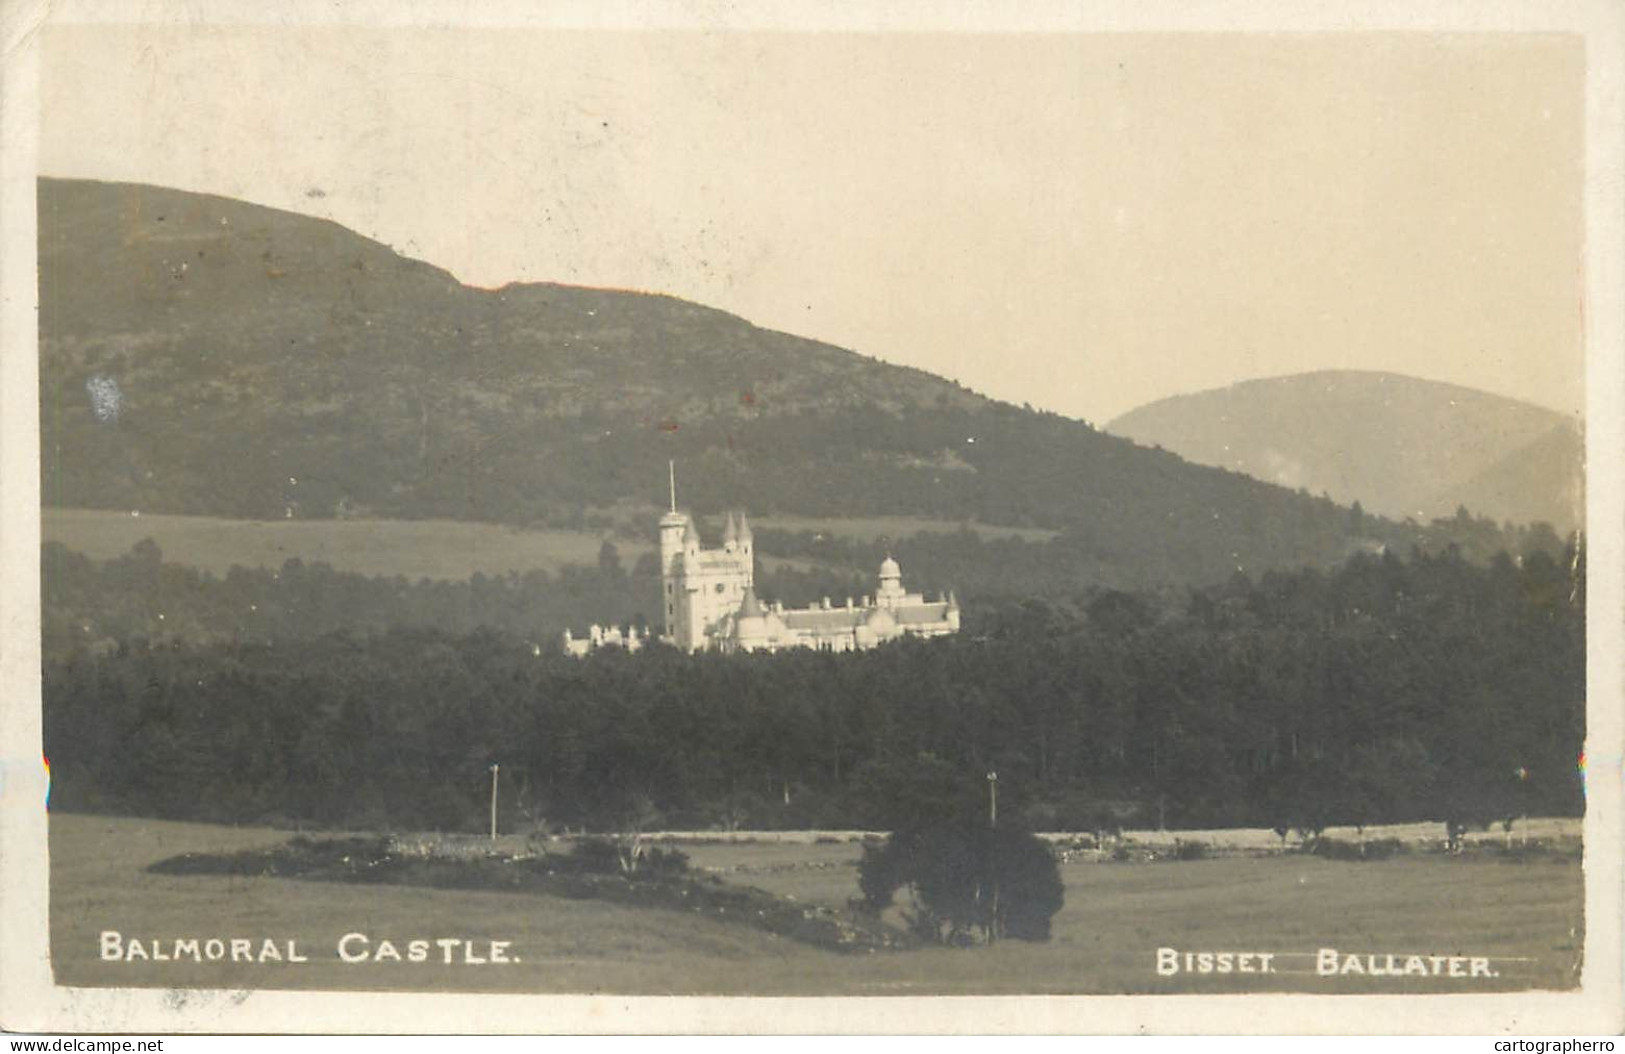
42 539 649 661
752 506 1570 604
42 503 1572 664
41 538 882 662
43 542 1584 836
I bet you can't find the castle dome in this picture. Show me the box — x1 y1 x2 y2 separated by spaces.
879 556 901 580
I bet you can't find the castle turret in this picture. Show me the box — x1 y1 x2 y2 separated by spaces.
659 462 692 643
876 555 906 606
723 510 739 552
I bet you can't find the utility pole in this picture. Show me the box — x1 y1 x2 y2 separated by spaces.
985 769 1001 944
489 763 500 841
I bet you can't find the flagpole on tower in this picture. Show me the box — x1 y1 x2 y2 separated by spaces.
669 460 677 513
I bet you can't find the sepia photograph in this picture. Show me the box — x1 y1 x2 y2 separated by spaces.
1 0 1621 1036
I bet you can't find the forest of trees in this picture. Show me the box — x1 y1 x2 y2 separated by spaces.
42 540 1584 838
40 505 1568 665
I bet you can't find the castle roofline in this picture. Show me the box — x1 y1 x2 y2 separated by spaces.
781 607 868 632
890 601 956 623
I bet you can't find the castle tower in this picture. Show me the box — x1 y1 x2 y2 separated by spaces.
659 462 691 644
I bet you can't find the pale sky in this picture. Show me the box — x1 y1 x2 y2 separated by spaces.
40 25 1584 424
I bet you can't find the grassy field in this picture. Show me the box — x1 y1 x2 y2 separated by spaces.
43 508 643 580
749 513 1059 544
41 507 1043 581
50 814 1583 995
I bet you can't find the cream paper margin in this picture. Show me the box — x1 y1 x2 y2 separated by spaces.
0 0 1619 1036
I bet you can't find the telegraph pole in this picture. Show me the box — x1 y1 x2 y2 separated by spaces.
986 769 1001 943
489 763 500 841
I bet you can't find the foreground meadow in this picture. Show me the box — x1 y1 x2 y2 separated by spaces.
49 814 1582 995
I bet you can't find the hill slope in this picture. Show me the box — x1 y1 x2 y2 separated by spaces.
40 178 1474 589
1108 371 1583 532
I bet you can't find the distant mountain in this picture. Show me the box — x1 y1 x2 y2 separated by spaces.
1440 420 1584 533
38 179 1513 591
1109 371 1583 533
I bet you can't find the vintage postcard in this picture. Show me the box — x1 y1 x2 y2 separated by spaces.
1 0 1622 1036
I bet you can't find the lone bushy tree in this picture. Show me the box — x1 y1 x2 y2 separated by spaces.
859 823 1064 944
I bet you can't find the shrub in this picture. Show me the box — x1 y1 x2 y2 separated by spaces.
641 845 690 877
563 837 624 874
858 823 1064 943
1310 837 1409 861
558 836 689 878
1173 839 1209 861
1361 838 1408 859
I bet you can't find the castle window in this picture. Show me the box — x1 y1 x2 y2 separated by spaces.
666 583 672 595
667 604 673 616
715 583 725 594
